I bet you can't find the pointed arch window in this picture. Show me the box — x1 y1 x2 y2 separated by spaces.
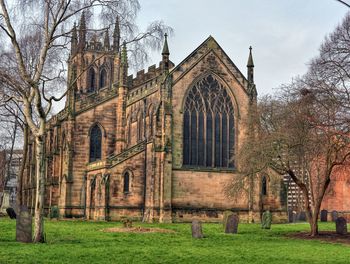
123 171 130 193
183 74 235 168
99 68 107 89
89 124 102 162
87 68 96 92
262 176 267 196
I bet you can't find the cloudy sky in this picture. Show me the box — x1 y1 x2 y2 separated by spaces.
137 0 349 96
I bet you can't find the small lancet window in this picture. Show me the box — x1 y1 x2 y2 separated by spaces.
123 172 130 193
89 124 102 162
99 68 107 89
88 68 96 92
262 176 267 196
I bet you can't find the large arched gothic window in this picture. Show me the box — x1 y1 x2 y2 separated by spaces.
87 68 96 92
89 124 102 162
183 74 235 168
99 68 107 89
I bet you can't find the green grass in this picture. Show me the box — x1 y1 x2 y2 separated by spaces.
0 218 349 264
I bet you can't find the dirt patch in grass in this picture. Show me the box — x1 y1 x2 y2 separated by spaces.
288 231 350 245
102 226 176 234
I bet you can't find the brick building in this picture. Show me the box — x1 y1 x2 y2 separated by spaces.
22 15 287 222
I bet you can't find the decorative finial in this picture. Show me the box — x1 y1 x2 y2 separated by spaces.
121 41 127 65
71 22 78 54
247 46 254 84
113 16 120 52
247 46 254 68
104 29 110 49
162 33 169 56
78 12 86 50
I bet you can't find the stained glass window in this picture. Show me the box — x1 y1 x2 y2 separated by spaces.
183 75 235 168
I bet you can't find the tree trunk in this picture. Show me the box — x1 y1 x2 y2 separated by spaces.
33 136 46 243
309 200 322 237
16 124 28 208
310 214 319 237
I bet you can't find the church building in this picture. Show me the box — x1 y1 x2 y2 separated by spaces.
22 14 287 223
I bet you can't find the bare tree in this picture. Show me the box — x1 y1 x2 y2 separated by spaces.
237 10 350 237
0 0 172 243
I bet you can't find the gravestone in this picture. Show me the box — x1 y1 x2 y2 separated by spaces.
320 210 328 222
191 220 203 238
225 214 239 234
335 217 347 235
299 212 306 221
292 211 297 223
6 207 16 219
16 206 32 243
50 206 59 219
288 209 293 223
331 211 338 222
223 210 234 229
261 210 272 229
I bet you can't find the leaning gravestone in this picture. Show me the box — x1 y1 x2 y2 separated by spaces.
223 210 234 229
225 214 239 234
335 217 347 235
6 207 16 219
320 209 328 222
16 206 32 243
262 210 272 229
331 211 338 222
191 220 203 238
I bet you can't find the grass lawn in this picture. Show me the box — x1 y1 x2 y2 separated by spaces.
0 218 349 264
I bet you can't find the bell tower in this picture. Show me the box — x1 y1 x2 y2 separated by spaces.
67 13 121 100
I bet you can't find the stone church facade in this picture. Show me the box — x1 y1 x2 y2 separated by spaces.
22 15 287 223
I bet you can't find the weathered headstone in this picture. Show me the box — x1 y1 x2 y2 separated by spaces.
223 210 234 229
299 212 306 222
331 210 338 222
288 209 293 223
320 209 328 222
191 220 203 238
16 206 32 243
336 217 347 235
261 210 272 229
292 211 297 223
6 207 16 219
50 206 59 219
225 214 239 234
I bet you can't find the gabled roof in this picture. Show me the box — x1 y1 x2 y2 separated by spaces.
170 36 249 86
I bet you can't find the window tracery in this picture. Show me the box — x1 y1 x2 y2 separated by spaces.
183 74 235 168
